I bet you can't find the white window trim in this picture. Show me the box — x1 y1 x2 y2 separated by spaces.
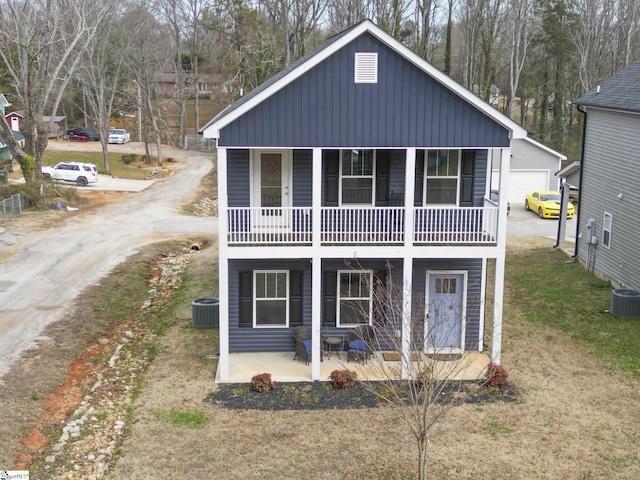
354 52 378 83
423 149 461 206
602 212 612 249
339 149 376 206
253 270 289 328
336 270 373 327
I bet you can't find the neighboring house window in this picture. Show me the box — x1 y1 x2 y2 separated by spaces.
602 213 612 249
354 52 378 83
341 149 374 204
254 271 289 327
337 270 373 327
425 150 460 204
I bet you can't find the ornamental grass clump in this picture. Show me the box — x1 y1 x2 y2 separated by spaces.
329 369 357 389
250 373 275 392
485 362 509 388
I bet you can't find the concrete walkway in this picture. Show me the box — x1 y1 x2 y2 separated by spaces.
217 350 490 383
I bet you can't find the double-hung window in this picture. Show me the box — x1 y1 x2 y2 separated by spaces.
425 150 460 204
341 149 374 204
337 270 373 327
603 213 612 249
254 271 288 327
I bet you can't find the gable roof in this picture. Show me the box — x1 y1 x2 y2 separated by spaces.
201 20 528 140
555 160 580 178
575 59 640 113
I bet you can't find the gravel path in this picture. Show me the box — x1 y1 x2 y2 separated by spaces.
0 143 216 377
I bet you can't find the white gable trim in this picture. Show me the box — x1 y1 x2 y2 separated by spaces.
522 136 566 160
201 20 528 140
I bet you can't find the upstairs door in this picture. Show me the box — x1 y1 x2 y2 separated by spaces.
253 151 291 226
425 271 466 354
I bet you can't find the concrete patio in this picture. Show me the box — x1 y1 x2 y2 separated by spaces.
215 350 491 383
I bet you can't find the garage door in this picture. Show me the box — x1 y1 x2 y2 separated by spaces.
492 170 550 204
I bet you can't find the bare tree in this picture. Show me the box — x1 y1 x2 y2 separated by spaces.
326 0 368 33
505 0 536 119
336 263 491 480
74 5 129 174
0 0 110 179
126 1 170 163
259 0 327 65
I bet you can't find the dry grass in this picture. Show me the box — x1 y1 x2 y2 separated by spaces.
2 235 639 478
108 241 640 480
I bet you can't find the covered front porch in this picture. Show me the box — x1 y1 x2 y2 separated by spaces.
215 350 491 383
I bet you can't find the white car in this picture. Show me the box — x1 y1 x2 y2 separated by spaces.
107 129 131 144
42 162 98 186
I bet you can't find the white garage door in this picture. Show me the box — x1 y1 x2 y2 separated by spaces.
492 170 550 204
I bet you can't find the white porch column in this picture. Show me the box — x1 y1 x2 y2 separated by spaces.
217 148 230 381
401 148 416 379
491 147 511 365
401 257 413 379
311 148 323 380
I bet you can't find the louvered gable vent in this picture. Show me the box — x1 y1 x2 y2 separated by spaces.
354 52 378 83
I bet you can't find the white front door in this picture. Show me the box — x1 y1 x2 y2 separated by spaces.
253 151 291 225
425 271 466 354
10 116 19 131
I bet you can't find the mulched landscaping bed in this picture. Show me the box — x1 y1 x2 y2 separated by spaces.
205 381 519 411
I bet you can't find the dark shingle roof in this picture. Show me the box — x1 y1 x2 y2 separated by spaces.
575 59 640 112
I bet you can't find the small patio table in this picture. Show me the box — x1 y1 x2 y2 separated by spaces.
322 336 344 360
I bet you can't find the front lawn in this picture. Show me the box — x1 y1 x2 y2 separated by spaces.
507 246 640 378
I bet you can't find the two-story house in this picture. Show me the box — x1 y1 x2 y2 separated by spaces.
574 60 640 292
201 20 527 382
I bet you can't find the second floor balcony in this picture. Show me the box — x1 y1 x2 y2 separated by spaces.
227 205 500 247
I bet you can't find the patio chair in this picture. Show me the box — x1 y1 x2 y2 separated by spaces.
346 325 375 364
292 326 312 365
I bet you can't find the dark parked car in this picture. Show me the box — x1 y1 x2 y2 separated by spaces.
66 127 100 141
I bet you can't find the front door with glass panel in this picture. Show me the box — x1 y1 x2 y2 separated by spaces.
425 272 466 353
254 151 290 226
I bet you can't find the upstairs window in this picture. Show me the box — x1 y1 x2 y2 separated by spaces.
425 150 460 204
354 53 378 83
341 149 374 204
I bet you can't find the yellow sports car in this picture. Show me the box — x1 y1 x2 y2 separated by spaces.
525 190 575 219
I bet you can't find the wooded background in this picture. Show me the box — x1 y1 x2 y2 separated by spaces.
1 0 639 172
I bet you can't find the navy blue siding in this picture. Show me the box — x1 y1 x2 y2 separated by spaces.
229 260 311 352
219 33 509 148
228 258 483 352
227 149 250 207
292 149 313 206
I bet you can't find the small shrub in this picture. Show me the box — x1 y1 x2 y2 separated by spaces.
485 362 509 388
329 369 357 389
250 373 275 392
121 154 134 164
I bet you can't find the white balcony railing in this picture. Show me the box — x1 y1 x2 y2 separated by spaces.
227 206 499 246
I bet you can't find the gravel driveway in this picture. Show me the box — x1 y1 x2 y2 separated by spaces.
0 145 217 377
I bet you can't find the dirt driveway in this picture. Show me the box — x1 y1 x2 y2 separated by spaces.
0 141 217 378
